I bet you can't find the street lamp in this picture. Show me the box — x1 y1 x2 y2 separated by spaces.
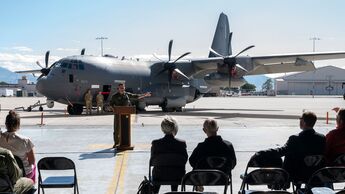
96 37 108 56
309 37 321 52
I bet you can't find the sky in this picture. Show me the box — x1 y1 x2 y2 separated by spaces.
1 0 345 73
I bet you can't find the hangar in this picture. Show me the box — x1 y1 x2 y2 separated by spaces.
275 66 345 95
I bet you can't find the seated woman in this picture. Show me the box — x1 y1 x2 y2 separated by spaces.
150 116 188 194
0 110 36 183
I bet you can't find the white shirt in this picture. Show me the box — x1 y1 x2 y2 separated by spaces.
0 131 34 175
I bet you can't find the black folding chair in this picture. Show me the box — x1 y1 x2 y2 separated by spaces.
195 156 233 194
13 155 26 177
305 167 345 193
164 192 203 194
240 152 283 190
333 154 345 166
149 154 187 191
292 155 325 193
248 191 292 194
181 169 229 194
239 168 290 194
37 157 79 194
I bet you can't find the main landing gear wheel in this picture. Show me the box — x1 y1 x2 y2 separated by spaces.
39 106 43 111
67 104 83 115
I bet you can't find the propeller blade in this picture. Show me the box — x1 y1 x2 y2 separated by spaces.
172 52 191 63
45 51 50 68
209 47 225 58
236 64 248 72
168 40 173 61
174 68 190 80
36 61 44 69
37 74 44 80
152 53 164 62
234 45 254 58
228 64 232 89
81 48 85 55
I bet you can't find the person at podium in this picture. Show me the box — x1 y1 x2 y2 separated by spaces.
110 83 151 148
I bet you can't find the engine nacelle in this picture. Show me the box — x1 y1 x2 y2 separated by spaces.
204 73 246 88
164 97 186 108
46 99 54 108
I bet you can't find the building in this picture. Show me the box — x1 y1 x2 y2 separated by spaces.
0 76 40 97
275 66 345 95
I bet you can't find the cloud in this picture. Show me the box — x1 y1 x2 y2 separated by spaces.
12 46 33 52
0 46 33 52
56 48 79 52
0 53 61 72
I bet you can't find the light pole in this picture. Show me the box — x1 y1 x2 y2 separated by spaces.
310 37 321 52
310 37 321 96
96 37 108 56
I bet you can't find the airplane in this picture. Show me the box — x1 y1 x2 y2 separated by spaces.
16 13 345 115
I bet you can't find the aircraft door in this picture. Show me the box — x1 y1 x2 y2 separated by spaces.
102 85 111 101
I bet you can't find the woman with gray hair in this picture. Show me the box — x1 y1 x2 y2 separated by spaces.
150 116 188 193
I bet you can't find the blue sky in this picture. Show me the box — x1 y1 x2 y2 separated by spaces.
1 0 345 72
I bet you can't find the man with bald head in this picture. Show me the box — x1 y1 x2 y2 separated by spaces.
189 119 237 174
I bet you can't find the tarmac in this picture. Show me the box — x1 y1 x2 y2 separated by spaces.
0 96 344 194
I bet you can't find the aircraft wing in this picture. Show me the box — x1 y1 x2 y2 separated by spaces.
191 51 345 77
15 69 42 74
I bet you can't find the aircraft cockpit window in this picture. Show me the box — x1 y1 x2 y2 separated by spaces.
68 64 72 69
61 62 68 68
54 62 61 68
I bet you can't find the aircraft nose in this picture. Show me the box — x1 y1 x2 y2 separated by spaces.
36 78 49 96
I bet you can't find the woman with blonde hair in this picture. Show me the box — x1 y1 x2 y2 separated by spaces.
0 110 36 182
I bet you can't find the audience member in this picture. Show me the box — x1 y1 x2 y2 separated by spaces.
258 111 325 184
0 147 34 194
325 108 345 164
150 116 188 194
189 118 236 174
0 110 36 183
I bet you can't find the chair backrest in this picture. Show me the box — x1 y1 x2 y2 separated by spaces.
248 191 292 194
333 154 345 166
242 168 289 191
243 152 283 179
38 157 75 170
150 153 186 167
13 155 25 177
181 170 229 194
195 156 232 175
308 167 345 186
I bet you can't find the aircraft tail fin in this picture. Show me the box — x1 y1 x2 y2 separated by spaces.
208 13 232 57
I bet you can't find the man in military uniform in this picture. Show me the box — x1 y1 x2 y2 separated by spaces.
110 83 151 148
84 89 93 115
96 91 104 114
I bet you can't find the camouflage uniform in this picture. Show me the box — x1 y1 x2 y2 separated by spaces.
84 90 93 115
96 93 104 114
0 147 34 194
110 92 139 147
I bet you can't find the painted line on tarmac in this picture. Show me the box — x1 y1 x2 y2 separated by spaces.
106 152 124 194
116 152 128 194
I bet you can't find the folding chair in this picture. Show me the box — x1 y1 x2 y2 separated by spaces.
37 157 79 194
292 155 325 193
181 169 229 194
247 191 292 194
13 155 25 177
239 168 290 194
305 167 345 193
149 153 187 192
240 152 283 190
333 154 345 166
164 192 203 194
195 156 233 194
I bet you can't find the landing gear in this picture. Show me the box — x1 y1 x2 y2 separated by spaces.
67 104 83 115
161 106 183 112
39 106 43 111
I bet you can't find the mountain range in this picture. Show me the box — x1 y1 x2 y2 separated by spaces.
0 67 36 84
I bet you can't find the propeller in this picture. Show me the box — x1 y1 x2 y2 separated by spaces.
210 45 254 89
36 51 53 79
155 40 191 87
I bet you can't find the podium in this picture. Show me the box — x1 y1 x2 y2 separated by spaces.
113 106 136 150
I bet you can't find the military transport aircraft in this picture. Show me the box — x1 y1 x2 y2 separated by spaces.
16 13 345 115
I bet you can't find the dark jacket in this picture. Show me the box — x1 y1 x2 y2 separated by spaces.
272 129 326 182
150 134 188 182
189 135 237 175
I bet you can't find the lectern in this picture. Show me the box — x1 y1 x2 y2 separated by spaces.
113 106 136 150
